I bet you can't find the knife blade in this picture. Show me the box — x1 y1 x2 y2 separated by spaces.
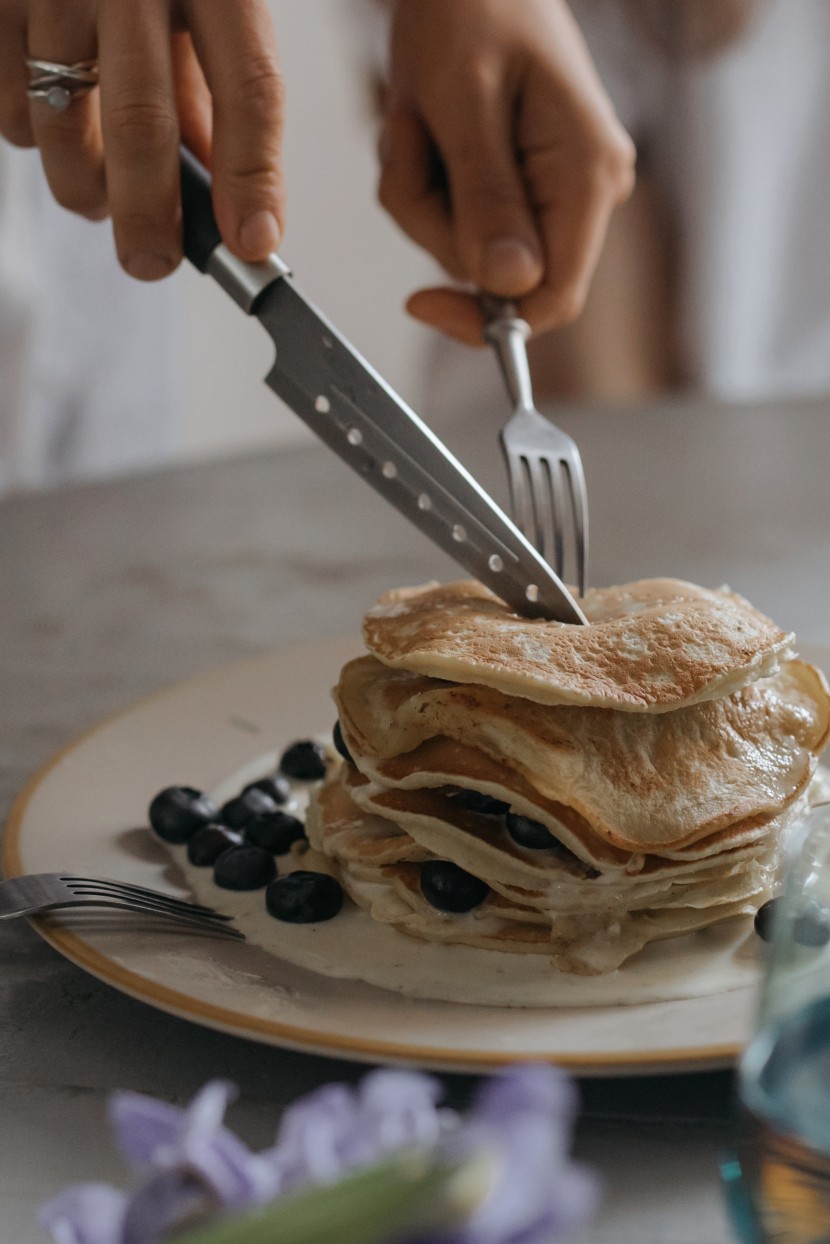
180 151 587 624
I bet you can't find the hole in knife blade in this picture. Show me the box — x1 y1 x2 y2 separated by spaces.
417 493 432 511
347 427 363 446
315 395 331 413
488 554 503 573
382 461 397 479
526 584 539 602
452 524 466 543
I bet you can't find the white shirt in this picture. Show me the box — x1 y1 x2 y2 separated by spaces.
0 146 179 494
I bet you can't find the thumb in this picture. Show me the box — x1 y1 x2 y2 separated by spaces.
438 88 543 296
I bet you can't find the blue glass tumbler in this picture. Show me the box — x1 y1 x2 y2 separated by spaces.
724 800 830 1243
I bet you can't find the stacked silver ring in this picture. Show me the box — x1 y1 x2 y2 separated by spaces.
26 58 99 112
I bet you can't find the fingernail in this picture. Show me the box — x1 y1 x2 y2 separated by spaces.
123 253 176 281
239 210 281 257
482 237 542 294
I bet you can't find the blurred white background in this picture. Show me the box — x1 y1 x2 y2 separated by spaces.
177 0 435 460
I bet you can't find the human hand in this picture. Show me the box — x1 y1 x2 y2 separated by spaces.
0 0 285 279
378 0 636 343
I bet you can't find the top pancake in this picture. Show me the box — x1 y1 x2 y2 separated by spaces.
363 578 793 711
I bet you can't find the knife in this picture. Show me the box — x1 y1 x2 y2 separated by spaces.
179 151 587 625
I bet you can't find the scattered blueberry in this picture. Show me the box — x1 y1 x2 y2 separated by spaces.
245 811 306 855
793 900 830 948
333 720 354 765
279 740 328 781
448 789 510 816
506 812 558 850
213 846 277 890
148 786 218 844
187 825 244 867
242 774 292 806
754 898 778 942
420 860 489 913
266 871 344 923
220 788 279 829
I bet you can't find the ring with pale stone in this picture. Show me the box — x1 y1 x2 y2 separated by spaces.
26 58 98 113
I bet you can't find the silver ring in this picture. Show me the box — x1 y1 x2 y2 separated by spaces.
26 58 98 112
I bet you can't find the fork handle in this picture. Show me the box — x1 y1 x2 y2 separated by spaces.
480 295 534 412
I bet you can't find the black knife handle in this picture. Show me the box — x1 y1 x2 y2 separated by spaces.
180 148 221 273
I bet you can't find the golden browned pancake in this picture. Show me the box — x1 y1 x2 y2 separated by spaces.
308 577 826 978
336 654 830 852
363 579 793 711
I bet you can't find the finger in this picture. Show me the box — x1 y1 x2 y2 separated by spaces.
434 74 544 296
184 0 284 261
377 107 465 281
515 111 635 332
406 287 487 346
172 33 212 169
0 5 34 147
98 0 181 279
519 174 620 333
26 0 105 218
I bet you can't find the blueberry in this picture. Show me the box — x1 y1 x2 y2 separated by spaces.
333 721 354 765
220 788 278 829
420 861 489 913
245 811 306 855
213 845 277 890
506 812 558 850
448 789 509 816
793 900 830 948
187 825 244 867
279 740 328 781
242 774 292 806
754 898 778 942
266 871 344 923
148 786 218 844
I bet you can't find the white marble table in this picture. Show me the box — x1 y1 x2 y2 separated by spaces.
3 392 830 1243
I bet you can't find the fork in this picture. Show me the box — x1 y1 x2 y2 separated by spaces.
482 296 589 597
0 873 245 939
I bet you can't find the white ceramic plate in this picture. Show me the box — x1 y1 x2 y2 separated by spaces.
6 638 826 1076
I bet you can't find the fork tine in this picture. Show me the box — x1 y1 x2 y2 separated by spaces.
503 447 523 521
510 455 538 549
66 884 233 923
502 445 531 544
531 456 565 579
515 458 536 549
44 899 245 939
61 876 231 920
562 456 589 597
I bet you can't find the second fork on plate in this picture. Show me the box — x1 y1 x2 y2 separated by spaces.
0 872 244 939
482 297 589 598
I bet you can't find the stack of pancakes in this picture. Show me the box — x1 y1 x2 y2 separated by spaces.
307 579 830 974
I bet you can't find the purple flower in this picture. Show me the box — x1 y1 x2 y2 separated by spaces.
267 1070 451 1191
39 1184 127 1244
119 1171 207 1244
40 1081 280 1244
109 1080 279 1209
40 1065 597 1244
456 1065 599 1244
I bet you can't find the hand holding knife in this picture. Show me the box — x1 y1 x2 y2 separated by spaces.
180 150 587 625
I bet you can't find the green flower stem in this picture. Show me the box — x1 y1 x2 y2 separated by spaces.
176 1150 492 1244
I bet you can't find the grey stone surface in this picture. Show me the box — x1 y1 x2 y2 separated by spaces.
3 393 830 1242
